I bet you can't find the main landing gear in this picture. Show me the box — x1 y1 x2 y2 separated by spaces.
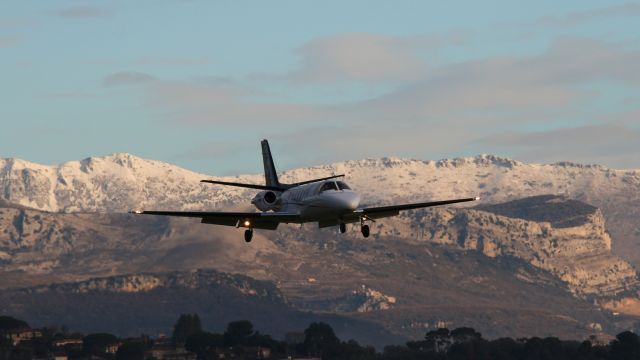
337 221 370 237
244 229 253 242
361 224 370 238
359 215 373 238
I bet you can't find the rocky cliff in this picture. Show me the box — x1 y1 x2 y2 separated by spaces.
385 196 639 298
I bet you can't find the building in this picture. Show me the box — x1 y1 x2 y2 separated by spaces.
52 351 68 360
105 341 123 355
3 327 43 346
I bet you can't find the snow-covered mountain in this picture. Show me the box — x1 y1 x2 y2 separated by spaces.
1 153 639 264
2 152 640 339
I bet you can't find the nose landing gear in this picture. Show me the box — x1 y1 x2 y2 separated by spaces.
244 229 253 242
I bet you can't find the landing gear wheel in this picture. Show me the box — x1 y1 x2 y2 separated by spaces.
361 224 370 238
244 229 253 242
339 223 347 234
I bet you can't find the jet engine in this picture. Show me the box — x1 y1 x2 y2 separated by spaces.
251 190 282 211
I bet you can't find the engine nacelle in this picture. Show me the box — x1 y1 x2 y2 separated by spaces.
251 190 282 211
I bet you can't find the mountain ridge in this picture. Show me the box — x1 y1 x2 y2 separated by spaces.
2 151 639 267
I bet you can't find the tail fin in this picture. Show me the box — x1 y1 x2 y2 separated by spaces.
201 139 343 191
261 139 280 187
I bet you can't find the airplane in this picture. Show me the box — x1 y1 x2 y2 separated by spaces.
130 140 479 242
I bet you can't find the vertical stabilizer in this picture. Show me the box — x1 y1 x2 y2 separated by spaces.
261 140 280 187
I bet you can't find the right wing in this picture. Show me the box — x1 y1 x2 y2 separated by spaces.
129 210 301 230
353 197 479 220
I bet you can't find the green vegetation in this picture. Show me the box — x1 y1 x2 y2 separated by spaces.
171 313 202 345
0 313 639 359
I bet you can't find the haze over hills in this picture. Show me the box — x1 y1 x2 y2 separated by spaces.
1 153 640 342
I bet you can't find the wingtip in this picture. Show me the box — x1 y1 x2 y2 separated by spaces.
129 210 144 214
474 196 481 201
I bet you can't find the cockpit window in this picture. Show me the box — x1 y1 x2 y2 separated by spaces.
336 181 351 190
320 181 338 192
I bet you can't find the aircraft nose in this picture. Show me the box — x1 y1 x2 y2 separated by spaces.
340 192 360 210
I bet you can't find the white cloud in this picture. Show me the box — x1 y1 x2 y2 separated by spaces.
288 33 430 83
0 36 20 47
475 124 640 169
56 6 112 19
144 80 322 126
102 72 156 87
536 2 640 27
114 36 640 169
134 56 210 66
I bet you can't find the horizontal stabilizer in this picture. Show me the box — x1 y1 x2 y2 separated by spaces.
200 180 285 191
288 174 345 187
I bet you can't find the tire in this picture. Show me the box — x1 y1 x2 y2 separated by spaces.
361 224 370 238
339 223 347 234
244 229 253 242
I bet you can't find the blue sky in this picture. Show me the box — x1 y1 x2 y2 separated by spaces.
1 1 639 174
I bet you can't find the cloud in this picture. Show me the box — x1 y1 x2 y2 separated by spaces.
134 56 210 66
345 37 640 127
147 36 640 129
143 80 322 126
270 37 640 168
181 141 242 160
56 6 112 19
474 124 640 169
119 36 639 169
289 33 430 83
102 72 156 87
0 36 20 47
536 2 640 27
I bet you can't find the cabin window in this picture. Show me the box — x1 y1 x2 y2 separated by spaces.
320 181 338 192
336 181 351 190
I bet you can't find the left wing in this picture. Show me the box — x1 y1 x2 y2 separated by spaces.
353 197 479 220
129 210 301 230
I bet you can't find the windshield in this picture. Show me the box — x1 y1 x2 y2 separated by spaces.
336 181 351 190
320 181 338 192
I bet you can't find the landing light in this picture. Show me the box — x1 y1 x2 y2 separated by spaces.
244 220 251 227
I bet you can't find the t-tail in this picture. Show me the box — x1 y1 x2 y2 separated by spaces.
200 139 345 191
261 139 280 188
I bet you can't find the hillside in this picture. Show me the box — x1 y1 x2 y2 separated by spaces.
0 269 401 346
0 195 637 340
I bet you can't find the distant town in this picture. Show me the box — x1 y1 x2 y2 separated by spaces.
1 314 639 360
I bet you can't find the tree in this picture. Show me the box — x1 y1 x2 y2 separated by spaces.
424 328 452 353
0 316 28 331
172 314 202 346
450 327 482 344
185 332 224 355
303 322 340 358
610 331 640 360
116 341 146 360
224 320 254 346
83 333 118 355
